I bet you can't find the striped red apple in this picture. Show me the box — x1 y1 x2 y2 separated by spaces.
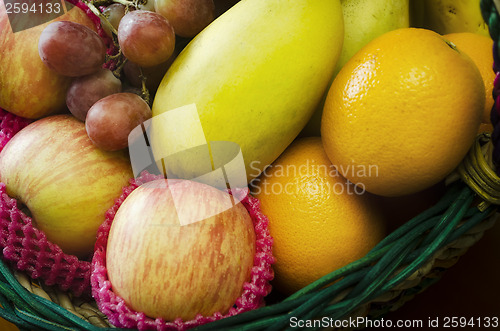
106 178 256 321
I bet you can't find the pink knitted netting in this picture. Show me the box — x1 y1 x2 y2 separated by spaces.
0 110 94 297
92 172 275 330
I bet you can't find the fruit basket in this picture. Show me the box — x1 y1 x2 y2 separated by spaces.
0 0 500 330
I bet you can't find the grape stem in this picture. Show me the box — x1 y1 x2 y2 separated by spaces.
90 0 147 9
112 55 127 78
107 0 134 6
83 0 118 36
83 0 152 103
138 67 151 106
107 49 122 61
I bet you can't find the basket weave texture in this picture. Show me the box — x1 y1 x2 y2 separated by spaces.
0 1 499 330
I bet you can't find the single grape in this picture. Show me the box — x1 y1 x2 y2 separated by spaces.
66 68 122 122
38 21 106 77
101 4 126 37
85 93 152 151
118 10 175 68
154 0 215 38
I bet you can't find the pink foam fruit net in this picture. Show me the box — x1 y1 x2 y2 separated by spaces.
92 171 275 330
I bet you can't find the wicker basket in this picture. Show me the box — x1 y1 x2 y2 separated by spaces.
1 0 500 330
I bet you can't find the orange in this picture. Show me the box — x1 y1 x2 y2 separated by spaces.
253 137 386 295
444 32 495 124
321 28 485 197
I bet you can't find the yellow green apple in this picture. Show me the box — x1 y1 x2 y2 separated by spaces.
0 115 133 258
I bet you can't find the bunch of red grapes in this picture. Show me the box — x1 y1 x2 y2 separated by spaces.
38 0 218 151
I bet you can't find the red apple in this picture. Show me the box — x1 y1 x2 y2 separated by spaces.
0 0 98 119
106 179 256 321
0 115 133 258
